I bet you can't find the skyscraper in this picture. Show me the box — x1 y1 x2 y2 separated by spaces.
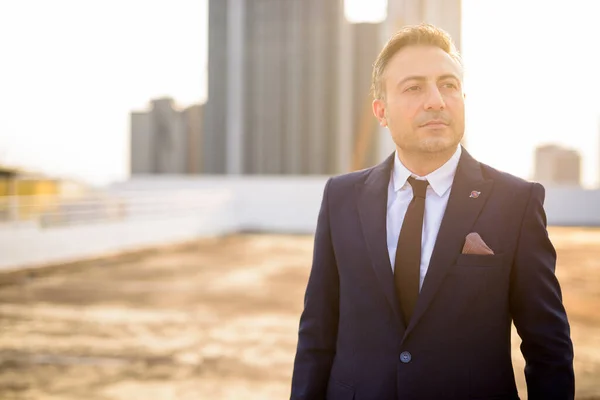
205 0 384 175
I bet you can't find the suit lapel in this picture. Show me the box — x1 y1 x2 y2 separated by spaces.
355 153 405 329
402 147 494 341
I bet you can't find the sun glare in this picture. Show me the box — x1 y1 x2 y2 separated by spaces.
344 0 388 23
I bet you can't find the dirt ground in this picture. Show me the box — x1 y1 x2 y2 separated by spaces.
0 227 599 399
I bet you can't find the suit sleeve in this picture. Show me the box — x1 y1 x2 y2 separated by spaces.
510 182 575 400
290 177 340 400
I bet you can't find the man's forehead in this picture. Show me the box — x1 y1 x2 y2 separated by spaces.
386 45 462 79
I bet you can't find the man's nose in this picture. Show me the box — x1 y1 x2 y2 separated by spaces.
424 86 446 110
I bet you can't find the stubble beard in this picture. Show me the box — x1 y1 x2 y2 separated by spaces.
396 128 463 160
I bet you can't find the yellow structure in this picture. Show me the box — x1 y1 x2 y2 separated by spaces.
0 166 61 220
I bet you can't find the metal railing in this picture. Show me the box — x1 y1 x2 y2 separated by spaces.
0 189 232 228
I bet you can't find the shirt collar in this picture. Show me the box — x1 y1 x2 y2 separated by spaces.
392 145 462 197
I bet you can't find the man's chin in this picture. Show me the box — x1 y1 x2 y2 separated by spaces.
419 139 459 154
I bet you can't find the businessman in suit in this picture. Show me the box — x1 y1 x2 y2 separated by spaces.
290 24 574 399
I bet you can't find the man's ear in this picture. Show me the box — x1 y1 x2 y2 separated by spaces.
372 99 387 127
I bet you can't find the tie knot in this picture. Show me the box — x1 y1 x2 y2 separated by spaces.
407 176 428 198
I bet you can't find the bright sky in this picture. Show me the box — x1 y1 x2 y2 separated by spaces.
0 0 599 187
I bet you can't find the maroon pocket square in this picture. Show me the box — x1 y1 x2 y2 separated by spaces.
462 232 495 255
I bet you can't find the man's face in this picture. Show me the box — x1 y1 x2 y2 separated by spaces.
373 45 465 155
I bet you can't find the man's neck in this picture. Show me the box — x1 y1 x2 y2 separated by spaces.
396 147 457 177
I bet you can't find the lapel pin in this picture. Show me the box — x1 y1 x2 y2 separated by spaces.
470 191 481 198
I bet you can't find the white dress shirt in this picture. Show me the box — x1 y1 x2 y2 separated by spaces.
387 145 462 290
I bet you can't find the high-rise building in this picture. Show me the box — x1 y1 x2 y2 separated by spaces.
130 98 204 175
183 104 204 174
205 0 387 175
534 144 581 186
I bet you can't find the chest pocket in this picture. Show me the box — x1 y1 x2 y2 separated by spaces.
454 253 505 268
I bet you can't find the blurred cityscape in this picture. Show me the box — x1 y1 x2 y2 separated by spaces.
1 0 600 399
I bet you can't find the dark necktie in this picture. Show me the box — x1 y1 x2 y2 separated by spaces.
394 176 429 325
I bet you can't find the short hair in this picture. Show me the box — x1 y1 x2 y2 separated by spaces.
371 23 462 100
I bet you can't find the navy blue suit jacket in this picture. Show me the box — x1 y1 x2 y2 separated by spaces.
291 148 574 400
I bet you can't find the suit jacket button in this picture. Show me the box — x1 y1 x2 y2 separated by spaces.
400 351 412 363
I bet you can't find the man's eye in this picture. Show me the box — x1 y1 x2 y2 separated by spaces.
442 82 458 89
405 86 420 92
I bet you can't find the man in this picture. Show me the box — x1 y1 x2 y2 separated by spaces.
290 24 574 400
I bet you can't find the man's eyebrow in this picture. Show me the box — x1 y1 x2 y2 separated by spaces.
397 74 461 86
397 76 427 86
438 74 461 82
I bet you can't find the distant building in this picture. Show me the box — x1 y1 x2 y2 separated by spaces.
205 0 387 175
182 104 204 174
130 98 204 175
534 144 581 186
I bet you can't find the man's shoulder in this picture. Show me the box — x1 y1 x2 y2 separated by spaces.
327 165 379 190
478 161 539 193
